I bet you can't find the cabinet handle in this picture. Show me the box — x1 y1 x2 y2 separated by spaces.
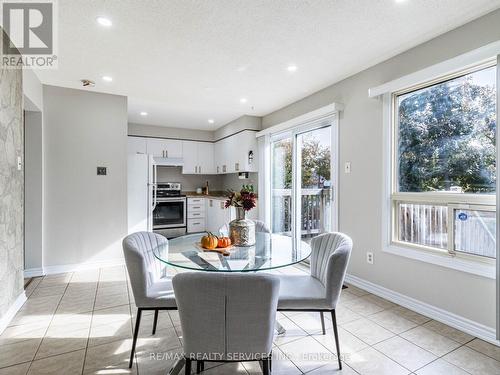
209 200 213 207
193 222 201 225
220 202 224 209
199 165 201 173
223 165 226 173
217 166 220 173
192 206 201 209
235 162 239 171
165 150 168 158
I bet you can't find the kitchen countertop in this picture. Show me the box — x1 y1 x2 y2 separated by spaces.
184 191 258 200
184 191 228 200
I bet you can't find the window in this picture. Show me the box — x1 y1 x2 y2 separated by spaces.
392 64 497 259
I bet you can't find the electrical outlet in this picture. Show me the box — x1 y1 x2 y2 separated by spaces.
366 252 374 264
344 162 351 174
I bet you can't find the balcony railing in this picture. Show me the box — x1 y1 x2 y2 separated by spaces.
271 188 331 239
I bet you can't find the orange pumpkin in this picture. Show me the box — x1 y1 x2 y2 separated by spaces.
201 232 218 249
217 236 232 248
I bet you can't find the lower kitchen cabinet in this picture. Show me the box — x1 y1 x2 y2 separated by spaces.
186 197 259 234
206 198 234 233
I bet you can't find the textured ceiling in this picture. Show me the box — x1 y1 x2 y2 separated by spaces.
35 0 500 130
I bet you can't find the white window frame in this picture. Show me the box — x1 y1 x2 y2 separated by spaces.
381 62 497 279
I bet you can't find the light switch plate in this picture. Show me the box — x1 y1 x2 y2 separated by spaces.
97 167 107 175
344 162 351 174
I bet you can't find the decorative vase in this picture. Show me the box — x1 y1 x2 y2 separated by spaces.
229 208 255 246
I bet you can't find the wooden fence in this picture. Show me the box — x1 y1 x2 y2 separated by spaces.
398 203 495 258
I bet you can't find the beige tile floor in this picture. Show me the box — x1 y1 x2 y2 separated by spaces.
1 265 499 375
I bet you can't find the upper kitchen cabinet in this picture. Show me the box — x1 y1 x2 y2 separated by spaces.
215 130 258 173
146 138 183 158
182 140 215 174
128 136 147 154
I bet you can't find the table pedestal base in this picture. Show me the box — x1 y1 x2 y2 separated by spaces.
167 358 185 375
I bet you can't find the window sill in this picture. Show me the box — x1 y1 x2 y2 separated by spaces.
383 243 495 279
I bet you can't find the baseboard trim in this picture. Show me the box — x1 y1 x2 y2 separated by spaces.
24 267 44 278
345 273 499 346
24 258 125 277
0 292 27 335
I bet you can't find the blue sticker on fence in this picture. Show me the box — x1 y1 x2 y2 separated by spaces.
458 212 468 221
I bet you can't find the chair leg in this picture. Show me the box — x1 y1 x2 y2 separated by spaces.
331 310 342 370
196 360 204 373
185 358 192 375
129 308 142 368
320 312 326 335
262 358 270 375
152 309 159 335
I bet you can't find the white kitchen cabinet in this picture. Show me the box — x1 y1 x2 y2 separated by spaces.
214 130 258 174
182 141 215 174
128 136 147 154
146 138 183 158
198 142 215 174
206 198 234 233
182 141 198 174
187 197 206 233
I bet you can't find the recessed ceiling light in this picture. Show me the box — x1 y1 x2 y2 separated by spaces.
102 76 113 82
96 16 112 27
287 65 298 72
240 98 248 104
208 119 215 124
395 0 408 3
140 111 148 116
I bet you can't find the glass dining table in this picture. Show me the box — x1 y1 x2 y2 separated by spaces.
152 232 312 272
153 232 312 375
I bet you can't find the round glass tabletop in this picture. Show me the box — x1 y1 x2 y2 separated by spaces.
152 232 311 272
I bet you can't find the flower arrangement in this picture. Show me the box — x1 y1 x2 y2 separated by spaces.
224 184 257 211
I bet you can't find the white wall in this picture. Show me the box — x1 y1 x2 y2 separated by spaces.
214 115 262 140
22 69 42 112
24 111 43 272
262 9 500 328
43 85 128 267
128 122 214 141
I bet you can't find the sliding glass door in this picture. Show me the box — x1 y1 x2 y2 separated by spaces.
296 126 333 241
270 117 337 243
271 135 293 236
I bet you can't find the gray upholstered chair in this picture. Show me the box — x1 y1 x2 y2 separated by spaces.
172 272 280 375
277 232 352 369
253 220 271 233
122 232 177 368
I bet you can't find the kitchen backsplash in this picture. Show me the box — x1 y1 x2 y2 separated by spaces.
156 166 258 193
221 172 258 193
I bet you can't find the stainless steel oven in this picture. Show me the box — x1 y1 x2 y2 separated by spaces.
153 183 187 238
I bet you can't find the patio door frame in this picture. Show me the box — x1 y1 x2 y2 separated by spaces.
496 54 500 341
267 113 339 243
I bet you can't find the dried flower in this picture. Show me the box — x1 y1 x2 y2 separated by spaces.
225 185 257 211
